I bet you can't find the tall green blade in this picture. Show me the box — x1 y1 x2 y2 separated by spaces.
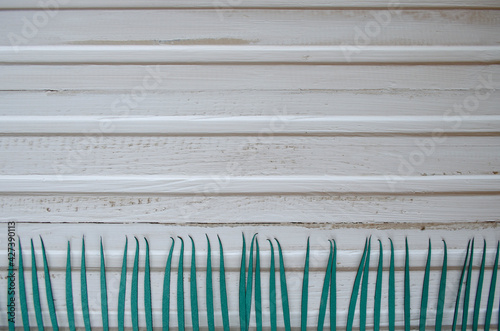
473 240 486 330
461 239 474 331
177 237 185 331
452 240 471 331
435 240 447 331
388 239 395 331
317 241 333 331
301 238 310 331
118 238 128 331
145 238 153 331
484 241 499 331
162 238 175 331
360 237 371 331
81 237 91 331
419 240 431 331
41 237 59 331
101 239 109 331
18 238 30 331
31 239 44 331
346 238 368 331
239 234 247 331
276 239 291 331
245 235 257 331
374 240 383 331
218 236 230 331
206 236 215 331
268 240 277 331
404 238 410 331
190 236 199 331
255 239 262 331
330 240 337 331
131 237 139 331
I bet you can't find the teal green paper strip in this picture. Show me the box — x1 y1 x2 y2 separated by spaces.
41 237 59 331
317 241 332 331
301 238 310 331
435 240 447 331
360 237 371 331
206 236 215 331
268 240 277 331
118 238 128 331
330 240 337 331
66 241 75 331
190 236 199 331
404 238 410 331
419 240 431 331
145 238 153 331
218 236 230 331
18 239 30 331
239 234 247 331
276 239 291 331
255 239 262 331
452 240 471 331
177 237 185 331
81 237 91 331
473 240 486 330
101 239 109 331
346 238 368 331
131 237 139 331
461 239 474 331
31 239 44 331
374 240 383 331
162 238 175 331
245 235 257 331
388 239 395 331
484 241 499 331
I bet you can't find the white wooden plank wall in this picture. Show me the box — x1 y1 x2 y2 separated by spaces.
0 0 499 329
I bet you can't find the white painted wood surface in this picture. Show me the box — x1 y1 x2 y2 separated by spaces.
0 1 499 329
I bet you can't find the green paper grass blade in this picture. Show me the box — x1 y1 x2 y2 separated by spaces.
452 240 471 331
374 240 383 331
255 239 262 331
101 239 109 331
81 237 91 331
31 239 44 331
268 240 277 331
419 240 431 331
317 241 332 331
461 239 474 331
404 238 410 331
131 237 139 331
206 236 215 331
330 240 337 331
18 238 30 331
485 241 499 331
177 237 185 331
473 240 486 330
388 239 395 331
239 234 247 331
360 237 371 331
435 240 447 331
218 236 230 331
346 238 368 331
162 238 175 331
66 241 75 331
190 236 199 331
301 238 310 331
276 239 291 331
145 238 153 331
41 237 59 331
246 235 257 331
118 238 128 331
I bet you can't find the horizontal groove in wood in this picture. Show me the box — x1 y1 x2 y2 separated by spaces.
0 175 499 194
2 46 500 64
1 115 500 135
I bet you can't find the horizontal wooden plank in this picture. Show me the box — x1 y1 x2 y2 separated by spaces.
1 65 499 91
2 45 500 64
0 175 499 194
2 0 500 9
1 10 499 47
